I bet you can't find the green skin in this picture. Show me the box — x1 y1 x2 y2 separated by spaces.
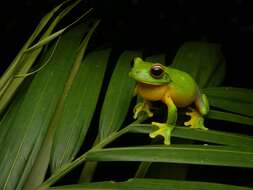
129 57 209 145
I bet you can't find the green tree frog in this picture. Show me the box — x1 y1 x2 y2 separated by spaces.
129 57 209 145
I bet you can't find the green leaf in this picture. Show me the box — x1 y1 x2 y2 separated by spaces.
0 82 29 146
79 50 140 182
129 124 253 149
51 49 111 171
171 42 226 88
0 22 87 190
207 110 253 126
0 0 83 114
86 145 253 168
204 87 253 117
174 127 253 149
24 8 93 53
37 122 145 190
145 54 166 64
23 20 101 190
49 178 253 190
98 51 142 140
0 0 65 91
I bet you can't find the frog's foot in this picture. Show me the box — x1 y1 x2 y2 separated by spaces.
150 122 175 145
133 102 153 119
184 108 208 130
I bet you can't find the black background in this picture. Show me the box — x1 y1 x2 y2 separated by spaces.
1 0 253 89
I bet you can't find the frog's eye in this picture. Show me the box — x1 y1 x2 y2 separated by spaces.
150 64 164 79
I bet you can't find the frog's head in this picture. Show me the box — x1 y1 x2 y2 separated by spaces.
129 57 171 85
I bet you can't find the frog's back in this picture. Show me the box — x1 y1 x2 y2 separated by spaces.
165 67 198 107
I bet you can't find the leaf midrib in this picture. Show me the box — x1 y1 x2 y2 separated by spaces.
92 145 253 156
57 67 90 167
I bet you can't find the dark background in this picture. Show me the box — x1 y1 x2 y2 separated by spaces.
1 0 253 87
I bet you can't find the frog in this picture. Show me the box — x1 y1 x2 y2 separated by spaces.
129 57 209 145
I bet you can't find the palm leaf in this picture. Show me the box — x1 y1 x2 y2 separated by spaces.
0 82 29 147
172 42 225 88
86 145 253 168
0 0 64 90
207 110 253 126
0 22 87 190
145 54 166 64
23 20 102 190
0 0 83 114
129 124 253 149
1 0 252 187
51 48 111 171
98 51 142 140
45 42 252 188
49 178 253 190
204 87 253 117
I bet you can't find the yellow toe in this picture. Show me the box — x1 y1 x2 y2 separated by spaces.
185 110 208 130
150 122 174 145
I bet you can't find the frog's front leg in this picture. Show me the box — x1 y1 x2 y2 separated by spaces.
133 100 153 119
150 95 177 145
184 93 209 130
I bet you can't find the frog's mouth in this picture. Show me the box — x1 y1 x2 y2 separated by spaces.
134 77 170 86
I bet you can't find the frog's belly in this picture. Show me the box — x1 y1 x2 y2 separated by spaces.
169 88 196 107
136 83 196 107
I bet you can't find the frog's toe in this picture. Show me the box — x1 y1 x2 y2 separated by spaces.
133 102 153 119
146 110 154 118
133 103 143 119
133 110 140 119
185 110 208 130
150 122 175 145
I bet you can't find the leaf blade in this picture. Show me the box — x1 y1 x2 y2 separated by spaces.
207 110 253 126
86 145 253 168
49 178 253 190
0 0 65 91
172 42 225 88
24 20 101 190
145 54 165 64
51 48 111 171
0 22 87 190
204 87 253 117
129 124 253 149
99 51 142 140
0 0 84 114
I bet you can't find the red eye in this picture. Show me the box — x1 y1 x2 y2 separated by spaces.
150 64 164 79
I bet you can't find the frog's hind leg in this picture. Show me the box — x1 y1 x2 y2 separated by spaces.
195 93 209 116
184 108 208 130
184 92 209 130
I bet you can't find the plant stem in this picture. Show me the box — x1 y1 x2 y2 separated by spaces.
78 136 99 183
